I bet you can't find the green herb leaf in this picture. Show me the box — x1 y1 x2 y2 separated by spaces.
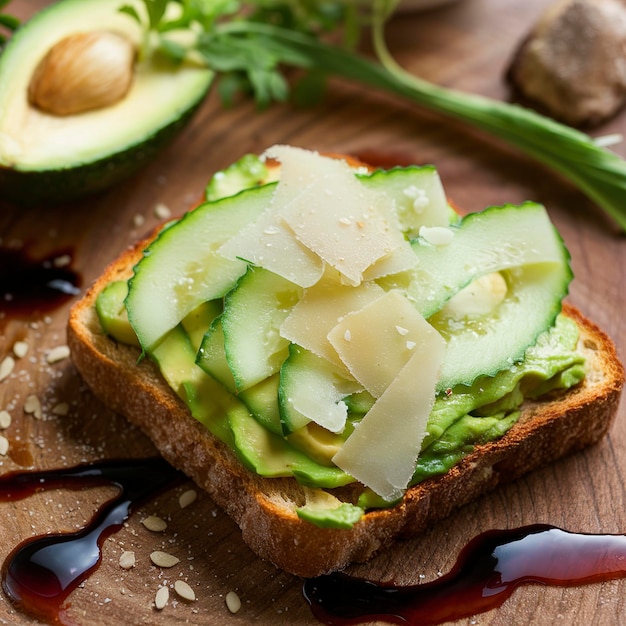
123 0 626 230
118 4 142 24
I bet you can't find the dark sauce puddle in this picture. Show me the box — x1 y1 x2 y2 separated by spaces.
0 246 81 320
2 458 626 625
0 458 182 624
304 523 626 625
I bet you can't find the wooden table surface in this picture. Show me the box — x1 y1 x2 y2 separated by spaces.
2 0 626 624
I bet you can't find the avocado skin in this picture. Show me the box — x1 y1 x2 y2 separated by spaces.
0 95 209 205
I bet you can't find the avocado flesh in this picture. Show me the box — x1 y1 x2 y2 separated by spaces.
93 157 586 528
0 0 213 203
97 280 585 526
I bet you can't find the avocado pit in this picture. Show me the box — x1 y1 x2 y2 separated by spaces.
28 31 135 116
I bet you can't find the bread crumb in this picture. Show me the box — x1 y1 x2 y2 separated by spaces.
46 345 71 364
174 580 195 602
24 394 43 420
225 591 241 614
178 489 197 509
119 551 136 570
154 586 169 610
142 515 167 532
0 410 11 429
12 341 29 359
0 435 8 456
150 551 180 568
0 356 15 382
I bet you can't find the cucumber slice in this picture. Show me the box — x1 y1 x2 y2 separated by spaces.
401 202 572 390
95 280 139 347
205 154 270 202
404 202 568 317
358 165 451 235
181 300 222 352
196 315 237 393
278 344 361 435
238 374 283 436
222 266 302 391
126 184 275 352
434 262 571 389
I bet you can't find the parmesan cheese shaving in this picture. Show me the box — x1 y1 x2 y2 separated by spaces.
332 328 445 501
327 290 437 398
280 278 384 369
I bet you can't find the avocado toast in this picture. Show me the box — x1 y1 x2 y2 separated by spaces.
67 146 624 576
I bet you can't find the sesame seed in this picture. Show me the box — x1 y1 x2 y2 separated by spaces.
225 591 241 614
179 489 197 509
0 411 11 429
12 341 29 359
154 203 172 220
142 515 167 532
0 356 15 382
24 395 43 420
118 551 136 570
0 436 8 456
174 580 196 602
154 586 169 610
150 551 180 568
46 345 70 364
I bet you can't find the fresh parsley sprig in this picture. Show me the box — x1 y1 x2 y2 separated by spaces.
121 0 626 230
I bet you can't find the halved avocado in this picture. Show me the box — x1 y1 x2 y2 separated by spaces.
0 0 214 204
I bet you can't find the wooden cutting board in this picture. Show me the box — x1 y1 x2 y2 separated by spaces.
1 0 626 624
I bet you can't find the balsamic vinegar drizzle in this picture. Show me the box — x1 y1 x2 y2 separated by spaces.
0 246 81 320
2 459 626 625
0 458 182 624
303 523 626 625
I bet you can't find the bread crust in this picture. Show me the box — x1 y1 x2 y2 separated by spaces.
67 222 624 578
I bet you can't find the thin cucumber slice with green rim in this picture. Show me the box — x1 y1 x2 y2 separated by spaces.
279 344 361 435
222 266 303 391
401 202 572 390
126 183 275 352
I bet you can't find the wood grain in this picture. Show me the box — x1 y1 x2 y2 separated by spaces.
1 0 626 624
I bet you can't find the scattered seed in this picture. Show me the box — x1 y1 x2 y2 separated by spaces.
0 410 11 429
46 345 70 364
12 341 29 359
24 395 43 420
150 551 180 568
133 214 146 228
53 254 71 268
178 489 197 509
0 356 15 382
0 436 8 456
119 551 136 570
174 580 196 602
154 203 171 220
225 591 241 614
154 586 169 610
51 402 69 416
142 515 167 532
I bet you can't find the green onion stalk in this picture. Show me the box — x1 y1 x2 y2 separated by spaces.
221 11 626 230
120 0 626 231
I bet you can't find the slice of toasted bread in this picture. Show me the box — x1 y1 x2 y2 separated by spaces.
67 223 624 577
